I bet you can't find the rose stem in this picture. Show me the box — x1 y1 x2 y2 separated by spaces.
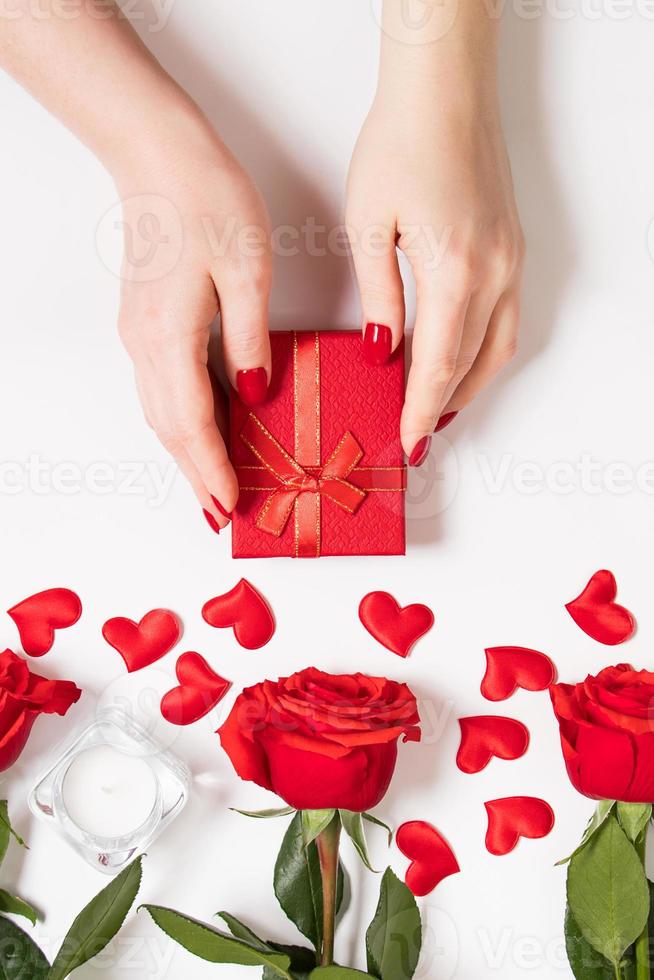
635 830 650 980
316 813 341 967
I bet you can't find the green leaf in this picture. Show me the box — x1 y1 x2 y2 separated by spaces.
366 868 421 980
340 812 377 873
144 906 291 976
0 915 49 979
263 945 316 979
0 803 27 870
218 912 316 980
49 856 143 980
567 813 650 971
0 891 37 925
301 811 337 849
564 904 628 979
617 803 652 844
557 801 615 866
217 912 273 951
218 911 316 977
363 814 393 847
310 969 374 978
231 807 295 820
274 813 344 954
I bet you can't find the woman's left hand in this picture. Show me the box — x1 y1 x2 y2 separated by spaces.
346 3 524 466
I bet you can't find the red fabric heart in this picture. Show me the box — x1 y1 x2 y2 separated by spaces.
485 797 555 856
457 716 530 774
396 821 460 896
8 588 82 657
358 592 434 658
566 570 636 645
202 579 275 650
481 646 557 701
161 652 231 726
102 609 181 672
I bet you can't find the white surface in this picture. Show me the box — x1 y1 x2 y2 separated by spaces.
1 1 653 978
62 746 159 838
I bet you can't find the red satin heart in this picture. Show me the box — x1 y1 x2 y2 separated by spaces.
358 592 434 658
8 588 82 657
457 716 530 774
566 569 636 645
485 797 555 856
396 821 460 897
161 652 231 726
102 609 181 672
481 646 557 701
202 579 275 650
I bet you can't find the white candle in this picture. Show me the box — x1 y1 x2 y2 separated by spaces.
62 745 158 838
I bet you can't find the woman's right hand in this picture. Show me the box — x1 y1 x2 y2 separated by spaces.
115 111 272 534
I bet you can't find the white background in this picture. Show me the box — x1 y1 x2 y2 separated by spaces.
1 0 654 977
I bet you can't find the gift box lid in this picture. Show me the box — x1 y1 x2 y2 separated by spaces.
230 330 406 558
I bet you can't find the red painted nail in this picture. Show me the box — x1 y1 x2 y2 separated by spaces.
236 368 268 407
409 435 432 467
435 411 459 433
211 495 232 520
363 323 392 366
203 509 221 534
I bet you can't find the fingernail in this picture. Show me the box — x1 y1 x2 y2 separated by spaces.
236 368 268 407
363 323 392 366
435 411 459 433
211 495 232 520
409 435 432 467
203 509 221 534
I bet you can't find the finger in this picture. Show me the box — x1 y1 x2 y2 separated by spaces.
443 288 520 413
438 288 500 410
401 281 470 464
208 363 230 437
134 368 156 430
135 360 230 533
217 258 272 408
159 342 239 512
348 220 405 365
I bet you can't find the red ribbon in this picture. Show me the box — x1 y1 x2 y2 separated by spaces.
241 415 367 537
235 332 406 557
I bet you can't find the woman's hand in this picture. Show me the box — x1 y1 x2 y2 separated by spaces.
115 117 272 532
347 0 524 465
0 2 271 532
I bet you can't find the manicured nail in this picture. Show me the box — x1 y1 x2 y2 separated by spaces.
363 323 392 366
236 368 268 407
409 435 432 467
203 509 221 534
211 495 232 520
435 411 459 433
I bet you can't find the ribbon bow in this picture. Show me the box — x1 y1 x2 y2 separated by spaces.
240 413 366 539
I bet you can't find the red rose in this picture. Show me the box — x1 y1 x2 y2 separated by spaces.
0 649 81 771
218 667 420 811
550 663 654 802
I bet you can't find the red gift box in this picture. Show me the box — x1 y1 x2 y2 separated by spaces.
230 331 406 558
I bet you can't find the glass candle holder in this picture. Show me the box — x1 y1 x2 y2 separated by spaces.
29 707 190 874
